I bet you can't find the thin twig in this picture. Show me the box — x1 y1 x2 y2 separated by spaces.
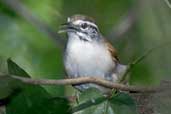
108 8 136 39
120 41 171 82
164 0 171 9
0 0 65 48
7 75 160 93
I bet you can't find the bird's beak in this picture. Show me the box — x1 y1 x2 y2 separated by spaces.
58 22 79 34
58 22 70 34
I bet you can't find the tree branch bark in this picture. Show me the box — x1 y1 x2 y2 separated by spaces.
8 75 160 93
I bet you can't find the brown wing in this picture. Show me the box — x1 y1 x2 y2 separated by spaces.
104 39 120 62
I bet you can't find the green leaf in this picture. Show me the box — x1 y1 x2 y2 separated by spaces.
6 86 71 114
73 90 137 114
0 57 21 99
0 76 21 99
72 88 107 114
0 2 18 18
78 88 104 103
5 59 71 114
0 56 8 74
7 58 30 77
109 92 138 114
72 96 106 113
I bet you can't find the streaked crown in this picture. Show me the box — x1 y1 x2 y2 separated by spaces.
68 14 95 23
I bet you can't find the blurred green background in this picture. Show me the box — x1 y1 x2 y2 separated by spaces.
0 0 171 97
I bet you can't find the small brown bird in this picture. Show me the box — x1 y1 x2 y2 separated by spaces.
59 14 127 93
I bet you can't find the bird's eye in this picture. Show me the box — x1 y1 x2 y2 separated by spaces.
81 23 88 29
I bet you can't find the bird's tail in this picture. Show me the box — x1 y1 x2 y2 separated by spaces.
115 63 129 84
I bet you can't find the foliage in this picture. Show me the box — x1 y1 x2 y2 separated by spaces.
0 58 71 114
0 58 137 114
72 89 137 114
0 0 171 114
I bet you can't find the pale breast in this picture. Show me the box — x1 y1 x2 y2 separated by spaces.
64 36 115 79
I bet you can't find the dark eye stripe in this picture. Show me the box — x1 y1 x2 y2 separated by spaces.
81 23 88 29
89 25 98 31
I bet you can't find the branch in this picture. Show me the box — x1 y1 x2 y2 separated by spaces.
108 8 137 39
164 0 171 9
0 0 65 48
120 41 171 82
9 75 160 93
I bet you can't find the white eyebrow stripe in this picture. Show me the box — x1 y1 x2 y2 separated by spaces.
73 20 98 28
67 17 71 22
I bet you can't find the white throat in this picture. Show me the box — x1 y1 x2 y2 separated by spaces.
64 33 115 78
68 31 92 42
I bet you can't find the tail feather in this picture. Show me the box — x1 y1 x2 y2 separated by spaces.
116 64 128 76
114 63 128 83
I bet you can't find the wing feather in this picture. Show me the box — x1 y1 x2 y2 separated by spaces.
104 39 119 62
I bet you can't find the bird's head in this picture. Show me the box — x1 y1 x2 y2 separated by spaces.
59 14 100 42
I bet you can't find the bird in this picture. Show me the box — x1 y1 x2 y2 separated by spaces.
59 14 128 94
